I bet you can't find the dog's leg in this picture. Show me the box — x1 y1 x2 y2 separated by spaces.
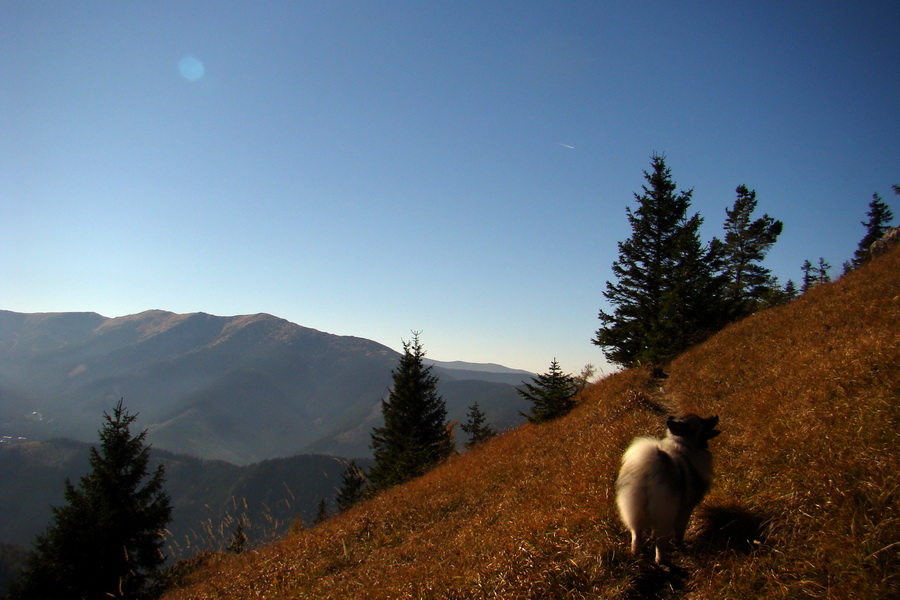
654 542 667 564
630 529 643 556
674 510 692 549
655 531 673 565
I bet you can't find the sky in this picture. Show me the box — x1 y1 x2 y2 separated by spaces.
2 1 898 376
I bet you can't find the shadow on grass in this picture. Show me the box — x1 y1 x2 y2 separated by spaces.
693 503 769 555
621 561 689 600
611 503 768 599
604 547 687 600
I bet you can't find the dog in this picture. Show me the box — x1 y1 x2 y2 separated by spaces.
615 414 720 563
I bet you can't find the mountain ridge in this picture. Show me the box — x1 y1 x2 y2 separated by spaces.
0 310 530 464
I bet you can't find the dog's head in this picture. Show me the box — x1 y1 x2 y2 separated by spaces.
666 414 720 450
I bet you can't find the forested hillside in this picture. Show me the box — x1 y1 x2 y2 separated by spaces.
0 438 352 552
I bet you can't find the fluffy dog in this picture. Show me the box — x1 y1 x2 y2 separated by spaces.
615 414 720 563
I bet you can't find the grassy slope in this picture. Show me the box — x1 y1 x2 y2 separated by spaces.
163 246 899 600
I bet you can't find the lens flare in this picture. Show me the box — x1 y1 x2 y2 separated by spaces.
178 55 205 81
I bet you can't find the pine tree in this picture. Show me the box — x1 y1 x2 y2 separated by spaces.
314 498 329 525
852 193 894 266
593 154 722 367
517 359 576 424
335 460 367 512
8 400 172 600
755 276 794 308
368 333 453 492
801 258 832 293
226 523 247 554
801 259 814 292
783 279 798 300
460 401 497 449
816 258 832 285
717 185 783 319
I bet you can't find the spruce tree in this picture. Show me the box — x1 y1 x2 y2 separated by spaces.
517 359 576 424
226 523 247 554
783 279 799 301
314 499 329 525
717 185 783 319
8 400 171 600
801 259 814 292
852 192 894 266
816 258 832 285
368 333 453 492
593 154 722 367
335 460 367 512
801 258 832 293
460 401 497 449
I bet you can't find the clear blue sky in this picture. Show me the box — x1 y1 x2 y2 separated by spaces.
2 1 897 375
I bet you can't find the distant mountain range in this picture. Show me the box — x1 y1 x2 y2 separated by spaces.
0 310 532 463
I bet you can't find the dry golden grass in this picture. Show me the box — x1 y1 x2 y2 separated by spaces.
162 246 899 599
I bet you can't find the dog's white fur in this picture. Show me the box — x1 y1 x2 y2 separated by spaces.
615 414 719 563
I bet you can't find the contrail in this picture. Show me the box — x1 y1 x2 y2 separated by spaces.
558 143 575 149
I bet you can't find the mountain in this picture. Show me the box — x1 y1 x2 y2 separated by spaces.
0 311 530 463
160 246 898 599
428 360 535 385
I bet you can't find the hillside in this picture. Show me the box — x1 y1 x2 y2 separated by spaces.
0 311 527 463
162 245 898 599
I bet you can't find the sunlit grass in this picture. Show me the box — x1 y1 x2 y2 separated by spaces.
162 246 899 599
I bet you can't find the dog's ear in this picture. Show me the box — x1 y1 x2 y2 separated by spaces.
666 416 691 437
703 415 720 440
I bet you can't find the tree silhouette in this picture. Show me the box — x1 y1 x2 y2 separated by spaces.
717 185 783 319
594 154 722 367
335 460 367 512
368 333 453 491
801 258 832 292
460 401 497 449
518 359 576 424
852 192 894 267
8 400 171 600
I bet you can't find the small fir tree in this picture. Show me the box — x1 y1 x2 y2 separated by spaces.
460 401 497 449
518 359 577 424
368 333 453 491
817 258 832 284
783 279 798 300
8 400 172 600
717 185 783 319
314 498 329 525
755 276 794 308
226 523 247 554
335 460 367 512
852 192 894 266
801 259 814 292
801 258 832 293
